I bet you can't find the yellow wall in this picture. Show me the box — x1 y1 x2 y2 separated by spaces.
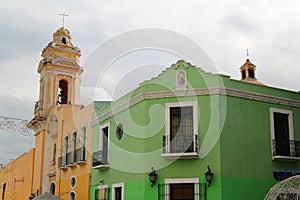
0 149 35 200
45 103 94 199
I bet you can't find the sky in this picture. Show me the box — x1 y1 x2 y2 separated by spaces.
0 0 299 165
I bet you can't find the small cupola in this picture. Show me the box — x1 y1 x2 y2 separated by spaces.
240 59 264 85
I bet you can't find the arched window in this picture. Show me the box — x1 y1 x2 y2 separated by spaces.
58 80 68 105
70 191 76 200
64 136 69 165
49 182 55 195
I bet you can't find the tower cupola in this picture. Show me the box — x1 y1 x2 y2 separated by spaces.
240 59 264 86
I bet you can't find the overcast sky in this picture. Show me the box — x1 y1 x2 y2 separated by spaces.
0 0 299 165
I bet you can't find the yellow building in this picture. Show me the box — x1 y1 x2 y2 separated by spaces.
0 149 35 200
0 27 93 200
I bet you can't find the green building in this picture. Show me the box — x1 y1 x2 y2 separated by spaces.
90 59 300 200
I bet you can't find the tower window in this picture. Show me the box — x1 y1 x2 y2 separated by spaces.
58 80 68 105
61 37 67 44
241 70 246 79
248 68 255 79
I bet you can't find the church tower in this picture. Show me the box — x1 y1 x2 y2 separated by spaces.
28 27 83 196
34 27 83 118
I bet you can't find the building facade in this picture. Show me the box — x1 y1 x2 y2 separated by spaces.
90 60 300 200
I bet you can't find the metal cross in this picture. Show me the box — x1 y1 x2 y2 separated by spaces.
59 12 69 27
246 49 249 58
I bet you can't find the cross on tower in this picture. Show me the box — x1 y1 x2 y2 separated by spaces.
59 12 69 27
246 49 249 58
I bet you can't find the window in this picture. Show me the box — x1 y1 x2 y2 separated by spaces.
80 126 87 161
163 102 198 158
72 131 77 163
270 108 298 160
52 143 56 165
64 136 69 165
2 183 6 199
70 177 76 188
69 191 76 200
112 183 124 200
93 123 110 168
58 80 68 105
160 178 200 200
13 177 16 191
49 182 55 195
95 186 109 200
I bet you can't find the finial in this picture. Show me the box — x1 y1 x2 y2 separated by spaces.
59 12 69 27
246 49 249 59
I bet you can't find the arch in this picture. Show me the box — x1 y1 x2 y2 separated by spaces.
58 79 68 105
49 182 56 195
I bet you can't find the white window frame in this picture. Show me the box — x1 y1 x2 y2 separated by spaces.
270 108 298 161
162 101 199 159
69 190 76 200
112 182 124 200
93 122 110 169
164 178 199 200
97 185 109 200
80 125 88 149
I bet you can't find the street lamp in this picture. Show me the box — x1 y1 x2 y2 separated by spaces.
205 165 214 186
148 167 158 187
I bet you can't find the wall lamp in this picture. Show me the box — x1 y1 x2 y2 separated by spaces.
148 167 158 187
205 165 214 186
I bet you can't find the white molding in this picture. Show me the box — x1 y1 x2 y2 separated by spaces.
112 182 124 200
99 122 110 164
270 108 295 159
92 87 300 126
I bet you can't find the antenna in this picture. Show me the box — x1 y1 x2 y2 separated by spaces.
59 12 69 27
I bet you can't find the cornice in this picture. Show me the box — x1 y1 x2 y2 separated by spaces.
92 87 300 126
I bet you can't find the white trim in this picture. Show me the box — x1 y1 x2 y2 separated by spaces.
270 108 296 160
92 87 300 126
93 122 110 169
112 182 124 200
164 178 199 200
80 124 88 148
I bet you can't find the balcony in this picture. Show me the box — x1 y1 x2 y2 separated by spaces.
162 134 198 159
272 140 300 161
34 100 43 117
92 150 109 169
74 147 87 165
58 148 87 170
58 156 67 170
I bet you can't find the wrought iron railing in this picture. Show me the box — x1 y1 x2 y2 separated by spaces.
272 139 300 157
58 148 87 169
75 147 87 162
163 134 198 154
92 150 108 167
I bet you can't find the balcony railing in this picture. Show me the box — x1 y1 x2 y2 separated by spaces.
92 150 108 167
58 147 87 169
75 147 87 164
162 134 198 158
272 139 300 158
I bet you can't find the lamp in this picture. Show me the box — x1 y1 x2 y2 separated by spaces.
148 167 158 187
205 165 213 186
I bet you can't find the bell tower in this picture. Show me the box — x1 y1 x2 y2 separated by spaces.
34 27 83 118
